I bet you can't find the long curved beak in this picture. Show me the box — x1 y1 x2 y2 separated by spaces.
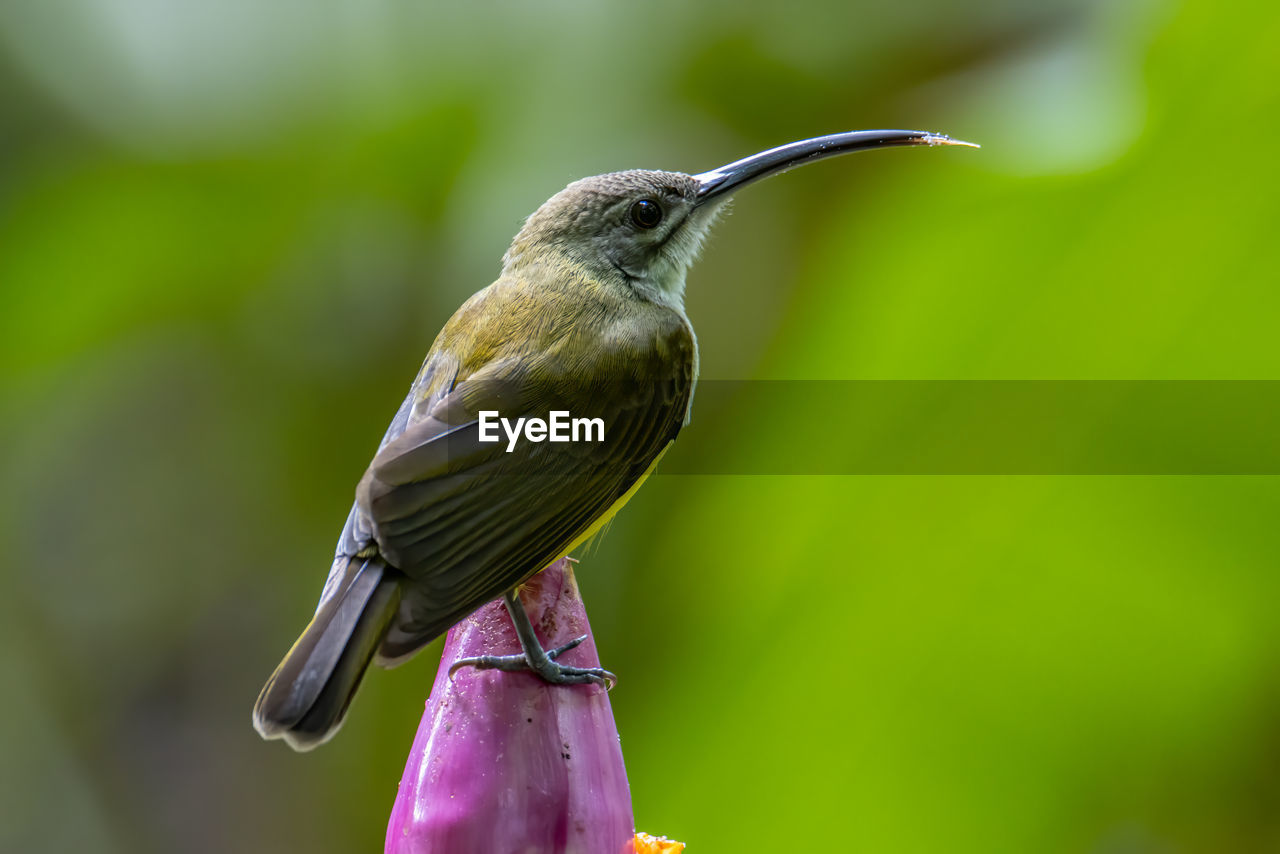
694 129 977 204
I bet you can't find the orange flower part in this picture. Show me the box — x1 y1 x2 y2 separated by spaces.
632 831 686 853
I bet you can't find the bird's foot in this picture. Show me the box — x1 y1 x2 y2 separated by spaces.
448 634 617 689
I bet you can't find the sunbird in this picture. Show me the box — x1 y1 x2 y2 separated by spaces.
254 129 974 750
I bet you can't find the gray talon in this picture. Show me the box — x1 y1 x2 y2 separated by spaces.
447 594 616 690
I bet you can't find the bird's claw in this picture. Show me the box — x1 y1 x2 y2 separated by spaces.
448 634 616 690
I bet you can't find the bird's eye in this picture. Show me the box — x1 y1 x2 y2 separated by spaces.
629 199 663 229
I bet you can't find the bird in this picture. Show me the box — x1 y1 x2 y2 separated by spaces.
253 129 975 750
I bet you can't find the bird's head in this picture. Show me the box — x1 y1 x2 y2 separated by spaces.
502 130 976 310
502 169 710 309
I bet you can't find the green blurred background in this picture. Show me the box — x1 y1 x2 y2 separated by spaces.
2 0 1278 851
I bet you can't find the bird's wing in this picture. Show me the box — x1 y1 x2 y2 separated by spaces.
314 352 459 611
359 342 693 663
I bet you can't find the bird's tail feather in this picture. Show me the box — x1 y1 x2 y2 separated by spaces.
253 557 400 751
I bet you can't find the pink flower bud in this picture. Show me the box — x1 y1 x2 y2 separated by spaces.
386 559 635 854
